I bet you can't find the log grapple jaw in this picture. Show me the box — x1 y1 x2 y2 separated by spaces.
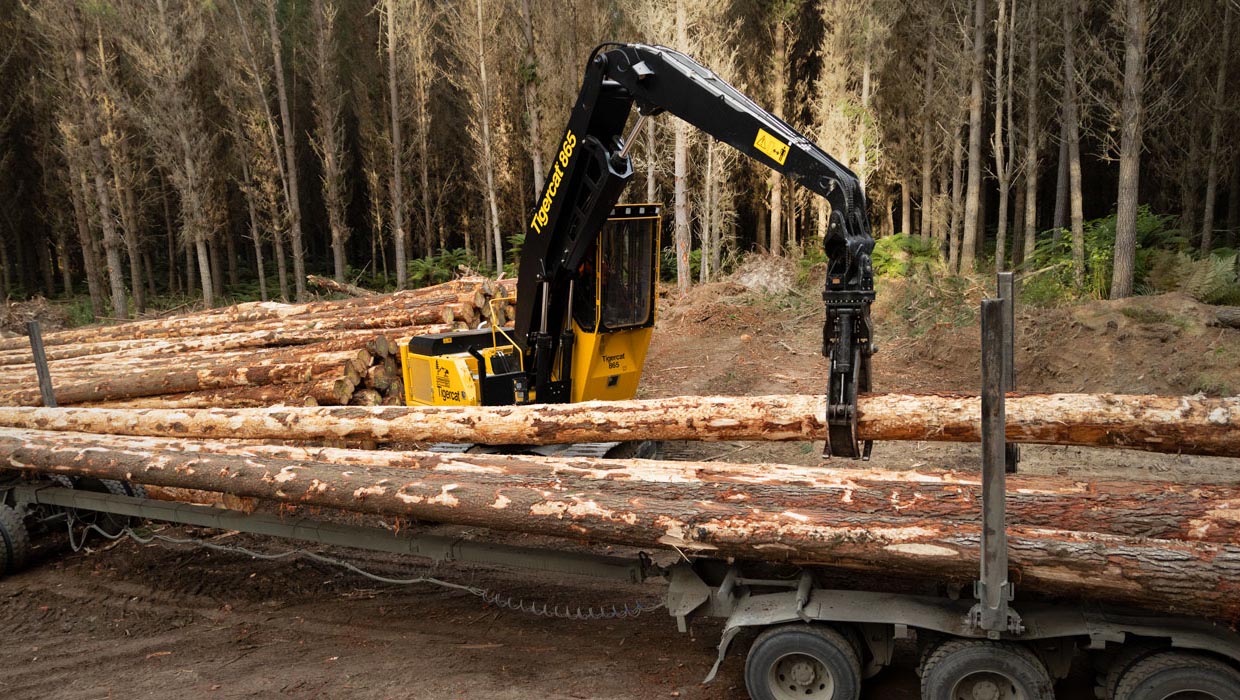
821 206 875 460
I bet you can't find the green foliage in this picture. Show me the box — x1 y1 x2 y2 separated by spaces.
1021 206 1183 305
407 248 482 288
872 234 940 278
64 298 97 328
503 233 525 278
660 246 701 283
1145 250 1240 305
877 269 981 337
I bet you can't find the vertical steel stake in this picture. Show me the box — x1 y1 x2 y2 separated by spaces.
996 272 1019 473
972 299 1021 637
27 321 57 408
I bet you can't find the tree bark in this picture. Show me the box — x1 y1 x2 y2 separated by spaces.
1227 158 1240 249
241 163 268 302
72 25 127 320
767 15 786 256
517 0 544 199
268 0 306 301
949 121 966 271
1052 118 1068 236
960 0 986 272
1199 2 1232 255
71 164 105 318
1110 0 1150 299
4 392 1236 457
1022 0 1041 270
1062 0 1086 287
992 0 1010 271
920 38 936 240
4 427 1240 620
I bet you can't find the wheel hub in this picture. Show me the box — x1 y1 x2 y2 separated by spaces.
789 660 817 686
770 653 835 700
952 671 1025 700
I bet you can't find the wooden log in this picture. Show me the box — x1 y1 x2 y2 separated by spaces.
4 393 1234 456
75 380 354 408
2 427 1237 620
306 274 377 297
0 281 485 351
63 432 1240 545
349 389 383 406
1215 306 1240 329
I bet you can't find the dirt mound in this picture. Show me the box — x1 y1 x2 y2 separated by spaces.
1020 293 1240 396
0 297 70 338
731 253 798 295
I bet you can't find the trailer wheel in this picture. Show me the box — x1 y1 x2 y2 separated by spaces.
745 623 862 700
1100 642 1163 700
919 639 1054 700
1112 651 1240 700
0 504 30 576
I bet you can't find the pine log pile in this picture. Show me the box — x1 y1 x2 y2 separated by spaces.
2 392 1234 457
0 278 516 408
2 426 1238 621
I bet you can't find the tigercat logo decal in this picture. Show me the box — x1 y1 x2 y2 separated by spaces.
530 130 577 234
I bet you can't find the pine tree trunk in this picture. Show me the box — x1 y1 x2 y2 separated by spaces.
1110 0 1150 299
646 119 657 202
1062 0 1086 288
473 0 504 274
243 165 268 302
269 1 306 301
1182 127 1202 241
920 39 936 240
673 0 692 287
960 0 986 272
159 172 178 295
73 32 127 319
385 3 406 288
949 122 966 271
55 223 73 297
518 0 544 199
1227 159 1240 248
70 167 103 318
767 17 786 256
1199 3 1231 255
987 0 1006 272
1052 119 1068 238
195 238 214 308
1023 0 1041 270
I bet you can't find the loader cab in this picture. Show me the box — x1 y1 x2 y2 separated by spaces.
569 203 661 403
400 204 660 408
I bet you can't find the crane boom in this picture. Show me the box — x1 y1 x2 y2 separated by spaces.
515 43 875 458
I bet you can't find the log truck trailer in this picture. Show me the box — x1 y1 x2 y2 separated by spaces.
3 44 1240 700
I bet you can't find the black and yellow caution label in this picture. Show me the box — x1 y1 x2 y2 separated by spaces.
530 130 578 234
754 128 790 166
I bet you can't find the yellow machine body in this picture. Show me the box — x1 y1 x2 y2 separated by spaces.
400 341 519 407
401 205 660 408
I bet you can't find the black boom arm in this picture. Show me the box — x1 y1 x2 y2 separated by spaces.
516 44 875 457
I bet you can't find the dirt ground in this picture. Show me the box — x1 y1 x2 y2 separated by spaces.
2 271 1238 699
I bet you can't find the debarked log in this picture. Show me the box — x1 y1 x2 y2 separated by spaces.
1 428 1239 620
1 392 1235 456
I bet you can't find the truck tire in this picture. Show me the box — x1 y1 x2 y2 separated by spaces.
0 504 30 576
1112 651 1240 700
745 623 862 700
1100 642 1163 700
919 639 1054 700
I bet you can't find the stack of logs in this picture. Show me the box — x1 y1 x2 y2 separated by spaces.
0 277 518 409
0 393 1236 620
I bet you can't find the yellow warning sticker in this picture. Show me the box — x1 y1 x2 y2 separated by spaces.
754 128 790 165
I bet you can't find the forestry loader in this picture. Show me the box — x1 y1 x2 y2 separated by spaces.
399 43 876 459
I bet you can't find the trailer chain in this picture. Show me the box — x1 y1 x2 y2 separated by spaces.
64 517 664 621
